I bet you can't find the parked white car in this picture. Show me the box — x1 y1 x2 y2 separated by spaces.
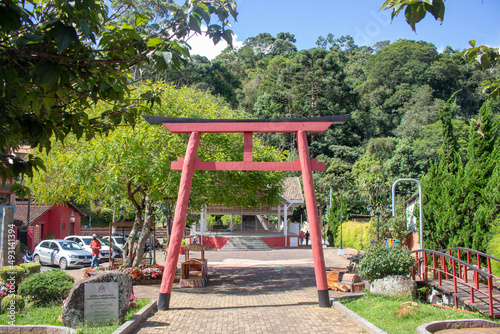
33 239 92 269
64 235 120 262
103 235 126 249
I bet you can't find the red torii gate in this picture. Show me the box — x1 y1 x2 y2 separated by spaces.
143 115 350 310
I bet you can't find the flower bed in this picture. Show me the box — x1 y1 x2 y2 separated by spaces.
83 264 164 282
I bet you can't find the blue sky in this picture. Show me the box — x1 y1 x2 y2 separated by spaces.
189 0 500 59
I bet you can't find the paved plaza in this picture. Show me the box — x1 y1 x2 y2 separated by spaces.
131 247 365 334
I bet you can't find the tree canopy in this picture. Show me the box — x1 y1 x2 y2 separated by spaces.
28 83 285 266
1 0 237 183
380 0 500 100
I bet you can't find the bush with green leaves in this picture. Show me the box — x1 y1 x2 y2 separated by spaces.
19 263 41 276
1 294 25 313
18 269 74 305
0 266 25 285
359 243 417 282
335 220 371 250
486 225 500 277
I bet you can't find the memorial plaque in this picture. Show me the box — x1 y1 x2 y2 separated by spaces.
84 282 119 323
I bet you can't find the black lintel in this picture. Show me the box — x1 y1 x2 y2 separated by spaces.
142 115 351 125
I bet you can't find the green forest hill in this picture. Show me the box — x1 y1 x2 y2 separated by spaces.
158 33 500 254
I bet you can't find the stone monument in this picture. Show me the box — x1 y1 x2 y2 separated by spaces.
62 272 132 327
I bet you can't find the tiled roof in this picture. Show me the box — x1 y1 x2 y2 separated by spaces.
282 177 304 202
14 204 52 225
13 202 86 225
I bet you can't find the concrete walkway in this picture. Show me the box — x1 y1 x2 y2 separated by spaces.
131 247 365 334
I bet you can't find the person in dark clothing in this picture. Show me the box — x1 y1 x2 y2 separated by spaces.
305 231 310 246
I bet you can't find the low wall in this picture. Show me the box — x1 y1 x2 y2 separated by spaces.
0 326 76 333
417 319 500 334
200 236 229 249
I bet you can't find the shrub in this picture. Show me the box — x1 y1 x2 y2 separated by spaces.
359 243 417 282
18 269 74 305
326 229 334 247
1 294 25 313
0 266 25 285
19 263 41 276
487 229 500 277
336 220 371 250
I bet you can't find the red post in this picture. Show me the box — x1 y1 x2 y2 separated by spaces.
489 276 494 317
296 130 330 307
423 251 428 281
158 132 201 310
444 256 449 279
452 259 457 293
458 249 462 279
244 132 253 162
433 253 437 280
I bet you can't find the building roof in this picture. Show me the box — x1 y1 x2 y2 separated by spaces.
14 202 86 225
281 177 304 202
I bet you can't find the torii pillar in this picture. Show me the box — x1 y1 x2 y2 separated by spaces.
143 115 350 310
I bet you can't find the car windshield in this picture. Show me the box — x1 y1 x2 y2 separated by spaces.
60 241 83 250
114 237 125 244
81 238 92 245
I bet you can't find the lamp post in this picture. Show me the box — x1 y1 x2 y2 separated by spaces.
367 204 391 242
338 213 344 255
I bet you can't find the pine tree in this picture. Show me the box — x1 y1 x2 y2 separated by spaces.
460 100 499 251
422 93 464 250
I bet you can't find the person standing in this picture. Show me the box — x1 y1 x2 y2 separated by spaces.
299 231 305 245
90 234 101 268
305 230 310 246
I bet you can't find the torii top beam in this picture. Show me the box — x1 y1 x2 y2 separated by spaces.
142 115 350 133
142 115 351 172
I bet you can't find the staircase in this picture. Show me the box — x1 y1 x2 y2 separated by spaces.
221 236 270 251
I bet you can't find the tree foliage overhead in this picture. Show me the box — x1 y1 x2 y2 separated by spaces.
28 83 285 266
0 0 237 182
380 0 500 100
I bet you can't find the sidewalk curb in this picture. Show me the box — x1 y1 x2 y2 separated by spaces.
112 300 157 334
331 299 388 334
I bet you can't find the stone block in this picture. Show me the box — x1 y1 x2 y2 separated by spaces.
369 275 416 298
61 272 132 327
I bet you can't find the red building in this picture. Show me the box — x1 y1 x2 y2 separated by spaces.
14 202 86 251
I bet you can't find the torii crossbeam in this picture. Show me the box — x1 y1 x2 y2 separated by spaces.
143 115 350 310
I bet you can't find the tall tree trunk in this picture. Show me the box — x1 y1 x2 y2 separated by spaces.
132 194 153 267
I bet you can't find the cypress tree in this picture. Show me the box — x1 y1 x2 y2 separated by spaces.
460 100 499 251
422 93 464 250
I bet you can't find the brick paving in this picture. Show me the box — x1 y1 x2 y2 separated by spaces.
132 247 364 334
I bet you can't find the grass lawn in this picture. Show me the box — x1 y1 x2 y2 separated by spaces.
340 293 495 334
0 298 150 334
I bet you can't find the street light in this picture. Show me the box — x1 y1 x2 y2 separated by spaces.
338 213 345 255
367 204 391 242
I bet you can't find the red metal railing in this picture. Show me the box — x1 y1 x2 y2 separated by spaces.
439 248 500 281
412 248 496 317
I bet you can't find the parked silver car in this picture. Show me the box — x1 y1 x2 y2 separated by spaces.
64 235 121 262
33 239 92 269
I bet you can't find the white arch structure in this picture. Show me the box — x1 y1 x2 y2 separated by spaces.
391 178 423 249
